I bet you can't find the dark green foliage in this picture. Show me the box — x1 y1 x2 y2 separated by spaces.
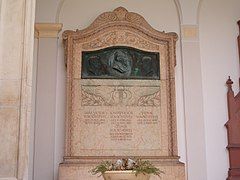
133 159 164 177
90 158 164 178
89 161 113 177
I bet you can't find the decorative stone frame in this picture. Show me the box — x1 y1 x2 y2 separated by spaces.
59 7 185 180
63 6 178 160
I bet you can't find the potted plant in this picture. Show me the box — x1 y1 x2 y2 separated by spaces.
90 158 164 180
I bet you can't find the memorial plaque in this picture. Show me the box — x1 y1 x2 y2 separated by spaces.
59 7 185 180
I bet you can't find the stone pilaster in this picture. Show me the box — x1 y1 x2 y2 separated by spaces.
180 24 207 180
0 0 36 179
35 23 63 38
33 23 62 180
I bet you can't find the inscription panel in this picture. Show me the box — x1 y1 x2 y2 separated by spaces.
70 80 169 156
80 108 161 149
75 106 163 156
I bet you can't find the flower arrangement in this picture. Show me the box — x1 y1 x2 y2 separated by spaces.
90 158 164 178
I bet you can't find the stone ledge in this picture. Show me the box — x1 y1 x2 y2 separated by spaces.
59 162 185 180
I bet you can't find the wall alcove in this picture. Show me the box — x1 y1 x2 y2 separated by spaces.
58 7 185 180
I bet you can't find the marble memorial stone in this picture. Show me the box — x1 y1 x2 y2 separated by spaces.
59 7 185 180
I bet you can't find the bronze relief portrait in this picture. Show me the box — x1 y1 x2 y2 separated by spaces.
81 46 160 80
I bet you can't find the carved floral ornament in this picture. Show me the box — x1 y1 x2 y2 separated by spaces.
81 31 160 51
81 87 161 107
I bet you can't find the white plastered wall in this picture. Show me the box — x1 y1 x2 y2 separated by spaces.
199 0 240 179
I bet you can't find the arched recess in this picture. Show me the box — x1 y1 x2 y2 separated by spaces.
197 0 203 25
173 0 183 24
55 0 187 170
33 0 187 179
56 0 183 24
55 0 65 23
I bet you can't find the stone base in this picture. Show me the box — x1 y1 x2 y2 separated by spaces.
103 171 150 180
58 159 185 180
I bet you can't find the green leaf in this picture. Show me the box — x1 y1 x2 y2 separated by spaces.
89 161 112 176
89 159 164 178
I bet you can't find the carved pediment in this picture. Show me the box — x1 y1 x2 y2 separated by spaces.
63 7 178 42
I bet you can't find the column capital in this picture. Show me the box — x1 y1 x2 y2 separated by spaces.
181 25 199 41
35 23 63 38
